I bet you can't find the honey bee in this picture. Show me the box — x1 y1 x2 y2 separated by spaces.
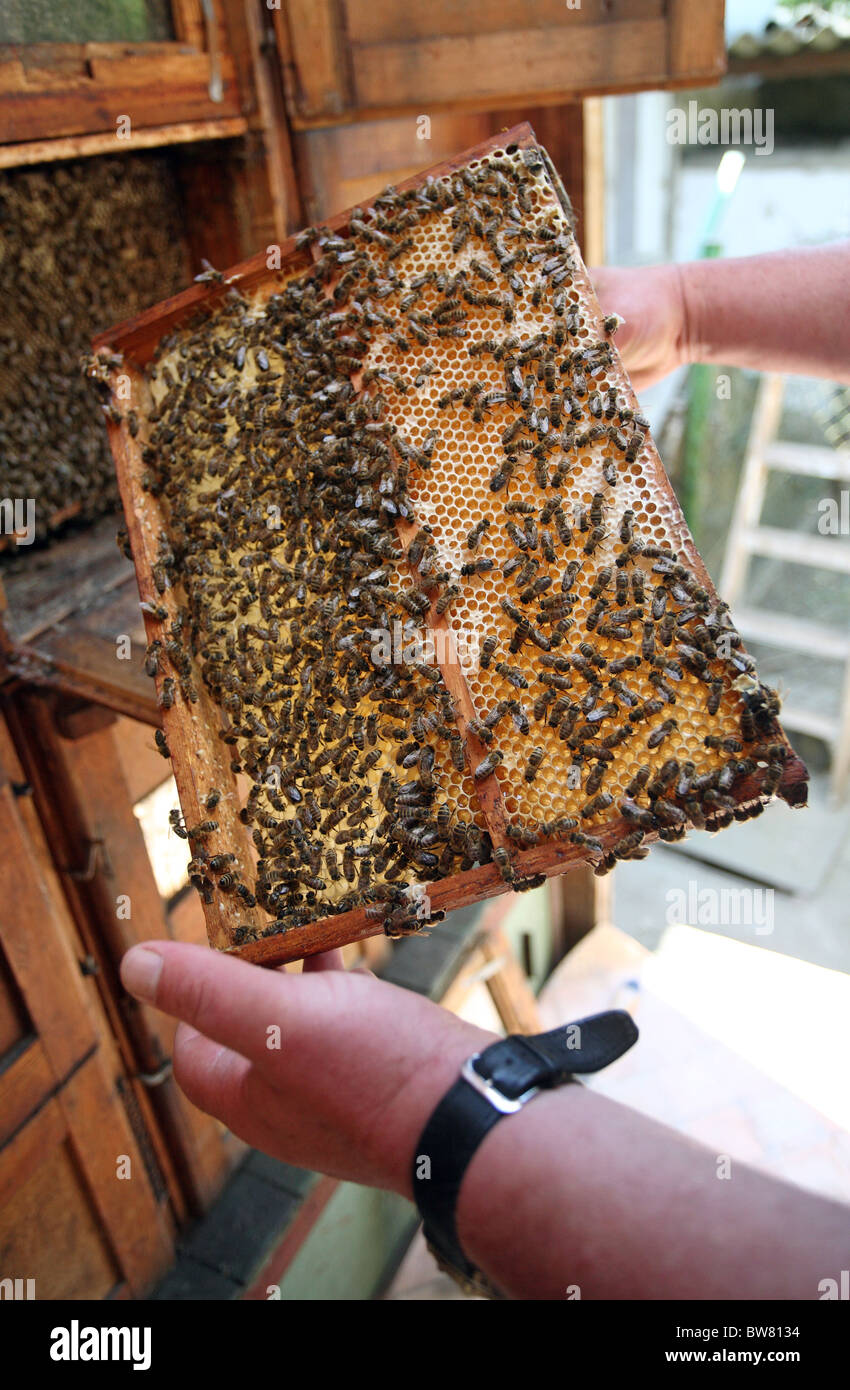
466 718 494 746
583 526 605 556
570 830 603 855
435 584 461 615
584 763 606 795
466 518 490 549
647 719 678 749
493 847 514 883
524 746 545 782
473 750 504 780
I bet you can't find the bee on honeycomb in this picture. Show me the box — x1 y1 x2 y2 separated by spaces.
118 136 805 951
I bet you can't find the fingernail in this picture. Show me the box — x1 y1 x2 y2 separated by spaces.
121 945 164 1002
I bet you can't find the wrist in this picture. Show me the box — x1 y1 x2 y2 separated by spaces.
454 1085 581 1298
377 1016 498 1199
407 1013 638 1296
673 260 699 368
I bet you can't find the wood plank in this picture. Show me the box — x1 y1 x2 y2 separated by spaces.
0 1127 121 1299
97 395 267 945
480 924 541 1035
280 17 678 124
719 375 787 602
0 949 29 1058
548 862 611 961
0 53 242 144
283 0 353 120
0 1039 53 1148
1 516 135 647
347 20 670 111
581 97 606 265
293 109 538 226
58 1053 174 1295
732 607 850 661
85 50 210 82
0 515 159 721
114 717 173 805
764 440 850 481
8 627 158 726
172 0 207 51
241 0 304 242
0 1097 66 1211
0 117 249 171
59 720 240 1208
667 0 726 82
281 1 721 124
343 0 665 45
0 772 100 1079
743 525 850 574
0 697 194 1217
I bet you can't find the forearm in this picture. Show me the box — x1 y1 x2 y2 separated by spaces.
445 1082 848 1300
121 942 849 1302
681 243 850 384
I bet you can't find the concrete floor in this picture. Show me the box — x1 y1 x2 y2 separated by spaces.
611 774 850 976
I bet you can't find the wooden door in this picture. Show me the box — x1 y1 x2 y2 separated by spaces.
0 721 174 1298
2 693 245 1221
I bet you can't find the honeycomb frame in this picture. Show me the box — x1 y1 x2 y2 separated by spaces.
94 124 808 968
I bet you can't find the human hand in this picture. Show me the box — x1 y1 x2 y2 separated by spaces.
591 262 690 391
120 941 495 1196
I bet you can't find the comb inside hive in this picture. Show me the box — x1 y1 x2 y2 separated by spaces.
95 125 807 967
0 153 190 544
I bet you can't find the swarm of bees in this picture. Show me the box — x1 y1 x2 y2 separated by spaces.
0 155 190 546
127 138 803 947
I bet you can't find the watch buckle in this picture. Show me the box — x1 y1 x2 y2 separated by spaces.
461 1053 539 1114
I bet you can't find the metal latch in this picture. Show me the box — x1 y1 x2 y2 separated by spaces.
201 0 223 103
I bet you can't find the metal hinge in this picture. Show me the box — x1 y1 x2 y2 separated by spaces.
133 1060 173 1088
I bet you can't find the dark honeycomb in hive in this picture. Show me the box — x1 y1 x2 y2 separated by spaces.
0 154 190 544
94 126 807 967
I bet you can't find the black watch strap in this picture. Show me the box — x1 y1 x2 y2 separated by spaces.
411 1010 638 1297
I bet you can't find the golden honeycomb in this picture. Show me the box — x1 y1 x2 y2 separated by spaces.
99 129 806 963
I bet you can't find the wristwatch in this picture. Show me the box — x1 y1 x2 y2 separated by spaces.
411 1010 639 1298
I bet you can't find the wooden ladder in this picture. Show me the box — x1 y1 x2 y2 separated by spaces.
720 374 850 803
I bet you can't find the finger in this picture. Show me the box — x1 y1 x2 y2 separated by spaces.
172 1024 292 1153
121 940 299 1074
303 947 346 973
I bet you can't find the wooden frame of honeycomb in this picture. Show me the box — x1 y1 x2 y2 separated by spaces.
94 123 808 968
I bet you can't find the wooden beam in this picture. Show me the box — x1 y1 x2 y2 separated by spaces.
280 0 353 121
667 0 726 84
0 49 242 144
0 117 248 171
275 3 726 127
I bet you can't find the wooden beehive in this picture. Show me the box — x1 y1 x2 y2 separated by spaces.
94 123 808 968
